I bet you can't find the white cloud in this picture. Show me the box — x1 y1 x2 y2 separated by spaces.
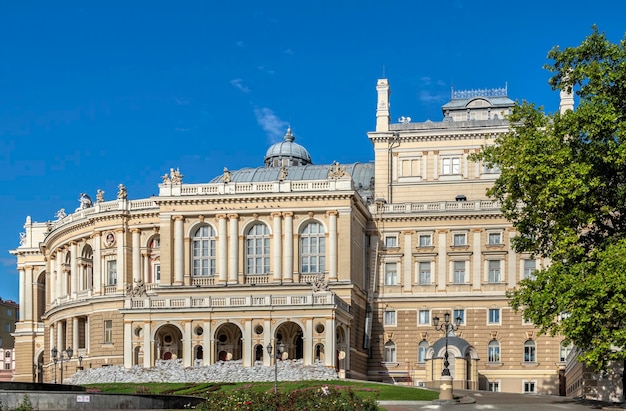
253 107 288 142
230 78 251 93
417 90 448 103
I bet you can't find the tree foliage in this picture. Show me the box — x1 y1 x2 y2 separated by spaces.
471 26 626 370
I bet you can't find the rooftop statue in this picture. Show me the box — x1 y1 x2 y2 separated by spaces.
76 193 94 211
117 184 128 200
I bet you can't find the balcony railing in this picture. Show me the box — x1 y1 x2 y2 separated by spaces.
370 200 500 215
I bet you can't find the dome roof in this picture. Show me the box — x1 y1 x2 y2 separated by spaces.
264 127 312 167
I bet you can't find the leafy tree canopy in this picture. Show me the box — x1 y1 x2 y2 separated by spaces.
471 26 626 370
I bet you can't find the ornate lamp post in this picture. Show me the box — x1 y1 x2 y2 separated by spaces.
266 340 285 394
78 355 83 370
51 347 73 384
433 313 461 401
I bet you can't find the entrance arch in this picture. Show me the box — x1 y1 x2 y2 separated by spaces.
428 336 480 390
154 324 183 364
214 323 243 362
275 321 304 361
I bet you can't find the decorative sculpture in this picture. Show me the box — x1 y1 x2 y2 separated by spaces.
312 273 330 292
77 193 93 211
96 189 105 203
170 168 183 184
55 209 67 220
328 161 348 180
126 279 148 297
223 167 232 183
19 232 26 246
279 165 288 181
117 184 127 200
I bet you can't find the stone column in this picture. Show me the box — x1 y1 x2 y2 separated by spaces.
85 317 90 354
174 217 184 284
325 318 336 368
48 255 56 303
264 319 272 367
183 321 192 367
437 231 447 290
272 212 282 281
403 231 412 291
217 215 228 283
92 233 102 295
56 250 63 299
283 212 294 282
473 230 482 290
242 320 252 367
143 322 152 368
327 211 338 280
508 230 516 289
202 321 211 366
124 322 132 367
142 253 150 284
70 242 78 296
116 230 125 292
132 229 141 282
56 322 63 351
18 267 25 321
73 317 79 352
228 214 239 283
304 318 313 365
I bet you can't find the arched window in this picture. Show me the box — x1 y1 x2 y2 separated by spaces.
192 226 216 276
246 224 270 274
488 340 500 363
300 222 325 273
384 341 396 363
81 245 93 290
418 341 429 364
524 340 536 362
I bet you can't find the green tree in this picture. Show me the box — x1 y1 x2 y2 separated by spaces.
472 26 626 371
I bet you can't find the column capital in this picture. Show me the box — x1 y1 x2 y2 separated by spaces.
326 210 338 217
131 228 141 234
270 212 282 219
216 214 227 219
282 211 294 218
173 215 185 221
228 213 239 220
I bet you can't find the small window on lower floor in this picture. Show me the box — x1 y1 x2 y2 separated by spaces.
523 381 536 393
488 381 500 392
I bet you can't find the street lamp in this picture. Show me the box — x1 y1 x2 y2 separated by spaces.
50 347 73 384
433 313 461 401
78 355 83 370
266 341 285 394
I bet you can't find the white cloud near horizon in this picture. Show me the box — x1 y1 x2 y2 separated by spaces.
253 107 288 142
230 78 251 93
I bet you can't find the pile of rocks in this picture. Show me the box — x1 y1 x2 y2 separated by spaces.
67 359 338 385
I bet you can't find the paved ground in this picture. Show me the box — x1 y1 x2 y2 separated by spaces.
379 390 620 411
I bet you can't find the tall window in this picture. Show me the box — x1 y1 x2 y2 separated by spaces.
246 224 270 274
418 341 429 364
384 341 396 363
523 259 536 279
488 308 500 324
560 342 572 362
300 222 325 273
418 262 431 285
192 225 216 276
453 261 465 284
384 236 397 248
488 260 501 283
488 340 500 363
524 340 536 362
385 263 397 285
418 310 430 325
104 320 113 344
106 260 117 285
384 311 396 326
453 309 465 324
442 157 461 175
149 236 161 283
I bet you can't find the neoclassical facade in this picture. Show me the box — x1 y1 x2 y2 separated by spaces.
11 78 569 394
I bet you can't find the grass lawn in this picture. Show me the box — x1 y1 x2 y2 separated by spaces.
84 380 439 402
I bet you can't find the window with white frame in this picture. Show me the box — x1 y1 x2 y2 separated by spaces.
453 309 465 325
384 310 396 326
418 310 430 325
385 262 398 285
483 163 501 174
488 308 500 324
192 225 217 276
384 341 396 363
153 264 161 282
523 381 536 393
524 340 536 362
523 259 536 279
419 234 432 247
104 320 113 344
418 262 431 285
418 341 429 363
300 221 326 273
246 223 270 275
384 235 398 248
442 157 461 175
453 261 466 284
488 381 500 392
488 260 501 283
488 340 500 363
488 232 502 245
560 342 572 362
453 233 466 246
106 260 117 285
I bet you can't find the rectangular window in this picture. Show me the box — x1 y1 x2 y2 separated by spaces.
524 381 536 393
104 320 113 344
488 232 502 245
385 263 397 285
5 323 9 332
453 233 466 246
488 382 500 392
384 236 398 248
419 234 432 247
106 260 117 286
4 363 9 370
6 309 11 316
488 260 501 283
488 308 500 324
453 309 465 324
418 310 430 325
523 259 536 279
154 264 161 282
418 262 431 285
384 311 396 326
453 261 465 284
483 164 501 174
442 157 461 175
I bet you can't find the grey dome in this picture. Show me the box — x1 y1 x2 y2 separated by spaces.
264 127 312 167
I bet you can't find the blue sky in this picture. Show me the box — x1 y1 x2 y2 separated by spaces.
1 1 624 302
